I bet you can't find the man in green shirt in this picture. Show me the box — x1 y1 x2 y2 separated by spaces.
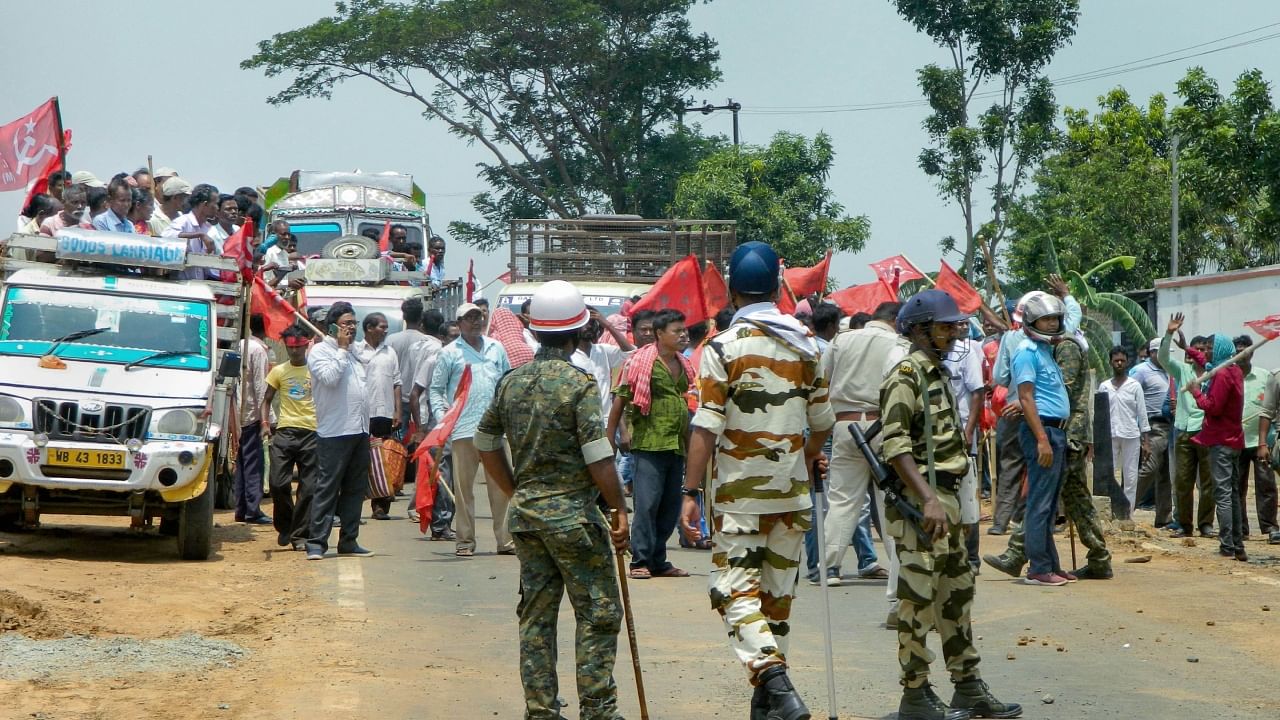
1234 335 1277 536
607 308 693 579
1159 314 1215 537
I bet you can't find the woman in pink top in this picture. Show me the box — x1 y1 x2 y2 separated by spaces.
1186 334 1246 560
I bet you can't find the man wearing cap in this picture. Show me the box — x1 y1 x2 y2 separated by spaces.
152 167 179 201
679 240 833 720
429 301 513 557
149 176 191 237
71 170 106 190
475 280 630 720
1130 337 1174 525
880 289 1021 720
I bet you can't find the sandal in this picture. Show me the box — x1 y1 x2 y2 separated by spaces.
858 566 890 580
653 566 689 578
628 567 651 579
455 547 474 558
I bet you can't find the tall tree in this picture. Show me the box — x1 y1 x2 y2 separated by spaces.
892 0 1080 281
243 0 721 250
670 132 870 267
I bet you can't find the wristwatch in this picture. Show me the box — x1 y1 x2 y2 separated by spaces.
681 486 702 497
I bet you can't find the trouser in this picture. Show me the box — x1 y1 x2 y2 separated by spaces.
710 510 808 682
993 415 1027 530
451 437 513 553
1136 419 1173 525
1209 445 1244 554
1113 435 1142 513
369 416 394 516
806 492 877 576
269 427 317 545
1002 438 1111 572
431 445 456 535
1238 446 1278 534
629 449 684 572
827 419 896 595
1174 432 1214 530
234 422 265 519
1020 424 1067 576
889 489 981 689
514 524 622 720
306 432 370 553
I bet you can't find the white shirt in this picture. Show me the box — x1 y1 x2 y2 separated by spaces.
522 327 540 353
944 338 985 429
307 338 369 438
1098 376 1150 440
572 343 630 418
161 211 213 280
354 340 400 420
263 244 292 272
386 328 426 402
410 336 445 426
823 320 910 413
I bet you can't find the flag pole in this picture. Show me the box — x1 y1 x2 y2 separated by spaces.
52 97 66 171
1187 336 1275 388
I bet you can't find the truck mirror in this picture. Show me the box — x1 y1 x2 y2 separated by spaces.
218 351 242 380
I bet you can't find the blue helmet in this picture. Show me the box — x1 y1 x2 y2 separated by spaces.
896 289 968 334
728 241 780 294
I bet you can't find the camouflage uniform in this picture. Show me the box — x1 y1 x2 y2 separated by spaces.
475 346 622 720
1001 338 1111 573
694 314 835 681
878 349 982 688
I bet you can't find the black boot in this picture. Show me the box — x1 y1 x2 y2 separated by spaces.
981 553 1024 578
950 678 1022 718
756 666 810 720
750 683 769 720
899 684 972 720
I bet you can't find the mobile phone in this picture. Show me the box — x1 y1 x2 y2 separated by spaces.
329 323 339 337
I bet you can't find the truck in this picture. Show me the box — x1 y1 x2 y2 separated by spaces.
0 229 246 560
498 215 737 317
1154 263 1280 370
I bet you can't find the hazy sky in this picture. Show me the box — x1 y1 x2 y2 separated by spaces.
4 0 1279 291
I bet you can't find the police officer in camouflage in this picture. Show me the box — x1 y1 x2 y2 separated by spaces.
984 292 1113 580
475 280 631 720
879 290 1022 720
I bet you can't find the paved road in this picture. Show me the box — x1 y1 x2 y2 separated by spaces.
304 484 1280 719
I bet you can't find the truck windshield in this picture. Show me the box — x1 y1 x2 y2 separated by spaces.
288 221 343 258
0 286 212 371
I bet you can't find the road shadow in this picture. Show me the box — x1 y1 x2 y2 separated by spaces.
0 515 259 564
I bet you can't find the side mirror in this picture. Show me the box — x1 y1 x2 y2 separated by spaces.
218 351 242 381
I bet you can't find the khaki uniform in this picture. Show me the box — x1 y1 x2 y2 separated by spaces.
878 348 981 689
694 314 834 681
1003 338 1111 572
474 346 622 720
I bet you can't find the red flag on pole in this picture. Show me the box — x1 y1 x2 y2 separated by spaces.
783 250 832 297
701 261 729 320
377 220 391 254
1245 314 1280 340
220 219 256 282
777 274 798 315
869 254 925 294
413 365 473 533
466 259 476 302
250 274 299 339
625 254 708 326
934 259 983 313
828 281 896 316
0 98 63 192
22 129 71 211
496 269 512 285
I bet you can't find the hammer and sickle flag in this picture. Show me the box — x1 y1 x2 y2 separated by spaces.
0 98 61 191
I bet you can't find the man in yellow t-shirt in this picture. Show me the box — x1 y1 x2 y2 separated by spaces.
263 325 319 550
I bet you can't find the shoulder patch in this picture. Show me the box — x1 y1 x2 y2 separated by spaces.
898 362 914 376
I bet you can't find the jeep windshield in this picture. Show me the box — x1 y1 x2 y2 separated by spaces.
0 286 212 371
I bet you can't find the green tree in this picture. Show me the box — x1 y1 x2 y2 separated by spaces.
892 0 1080 281
670 132 870 267
242 0 722 250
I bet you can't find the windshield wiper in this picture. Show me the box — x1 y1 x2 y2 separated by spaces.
43 327 110 357
123 350 202 372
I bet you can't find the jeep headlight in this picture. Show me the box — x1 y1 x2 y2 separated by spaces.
0 396 27 425
151 409 202 437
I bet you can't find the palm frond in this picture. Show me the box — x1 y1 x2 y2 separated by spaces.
1096 292 1157 341
1081 314 1116 373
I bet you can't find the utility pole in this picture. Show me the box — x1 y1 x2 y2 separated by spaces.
1170 134 1180 278
680 98 742 145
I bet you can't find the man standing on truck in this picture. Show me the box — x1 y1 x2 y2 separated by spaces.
426 235 446 286
306 302 375 560
235 315 272 525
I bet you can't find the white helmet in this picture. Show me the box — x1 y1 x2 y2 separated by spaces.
528 280 590 333
1021 291 1066 343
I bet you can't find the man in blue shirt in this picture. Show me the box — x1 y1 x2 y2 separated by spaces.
1010 292 1072 587
90 179 135 233
1130 337 1174 525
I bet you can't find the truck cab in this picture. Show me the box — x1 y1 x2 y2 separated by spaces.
0 230 246 559
265 170 432 259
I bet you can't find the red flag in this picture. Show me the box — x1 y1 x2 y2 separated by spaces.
22 129 72 211
701 261 729 319
413 365 472 533
0 99 63 192
377 220 391 254
869 254 925 294
220 219 256 281
466 259 476 302
783 250 832 297
1245 314 1280 340
496 269 512 285
777 273 798 315
250 274 298 339
934 259 982 313
828 281 895 316
625 254 708 326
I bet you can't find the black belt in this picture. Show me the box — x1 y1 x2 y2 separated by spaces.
1039 416 1066 429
